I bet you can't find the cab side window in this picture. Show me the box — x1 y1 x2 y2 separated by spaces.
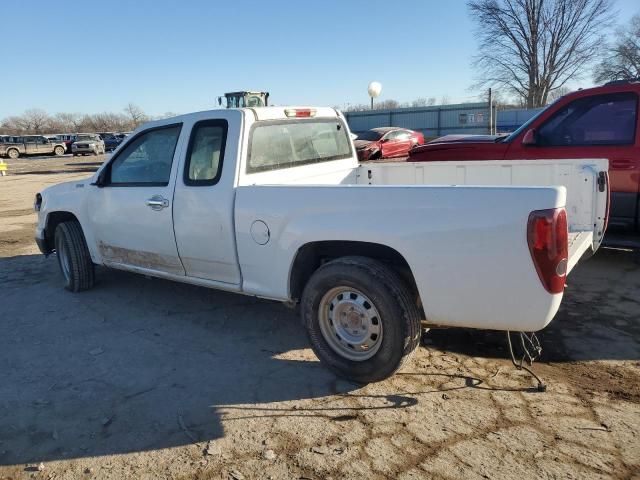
385 130 409 141
184 120 227 185
538 93 637 146
109 124 181 185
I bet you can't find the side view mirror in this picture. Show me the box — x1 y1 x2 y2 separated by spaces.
92 169 108 188
380 138 389 143
522 128 537 146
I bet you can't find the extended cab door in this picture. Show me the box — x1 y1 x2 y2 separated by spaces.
171 112 241 285
505 91 639 232
87 124 185 275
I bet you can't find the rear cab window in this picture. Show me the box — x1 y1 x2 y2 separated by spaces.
247 118 353 173
183 119 228 185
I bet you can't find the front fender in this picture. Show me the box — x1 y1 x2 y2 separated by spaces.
37 178 102 263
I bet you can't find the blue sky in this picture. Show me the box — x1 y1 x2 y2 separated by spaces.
2 0 639 117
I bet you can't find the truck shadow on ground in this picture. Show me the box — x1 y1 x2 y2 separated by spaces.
0 249 637 466
0 255 478 466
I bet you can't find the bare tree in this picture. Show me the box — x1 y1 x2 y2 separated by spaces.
469 0 615 108
439 95 451 105
375 99 401 110
547 85 571 103
49 112 85 132
157 111 180 119
0 107 168 135
123 102 147 128
594 13 640 83
21 109 51 133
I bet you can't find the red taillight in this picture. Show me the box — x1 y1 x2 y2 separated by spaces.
284 108 316 118
527 208 568 294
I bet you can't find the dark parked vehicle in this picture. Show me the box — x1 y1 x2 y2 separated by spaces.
354 127 424 160
56 134 78 153
409 80 640 245
103 134 123 151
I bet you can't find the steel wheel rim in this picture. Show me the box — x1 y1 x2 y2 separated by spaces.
318 287 383 361
8 149 18 159
57 238 72 283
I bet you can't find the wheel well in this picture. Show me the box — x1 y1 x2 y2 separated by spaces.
45 211 79 250
289 241 424 316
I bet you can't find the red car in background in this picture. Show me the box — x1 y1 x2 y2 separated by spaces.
409 80 640 246
354 127 424 160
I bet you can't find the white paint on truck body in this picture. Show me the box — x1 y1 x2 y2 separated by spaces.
36 106 609 333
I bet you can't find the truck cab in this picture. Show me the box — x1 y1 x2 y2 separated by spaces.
410 80 640 242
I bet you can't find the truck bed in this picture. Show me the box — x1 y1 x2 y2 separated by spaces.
356 158 609 271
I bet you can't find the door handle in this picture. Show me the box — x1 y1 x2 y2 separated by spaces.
146 195 169 211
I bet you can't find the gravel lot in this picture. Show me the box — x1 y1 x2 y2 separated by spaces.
0 155 638 480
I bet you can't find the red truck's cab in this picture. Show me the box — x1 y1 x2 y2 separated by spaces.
410 80 640 240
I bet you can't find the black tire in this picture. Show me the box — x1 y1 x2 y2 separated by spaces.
54 146 65 156
301 256 421 383
7 148 19 159
54 221 95 292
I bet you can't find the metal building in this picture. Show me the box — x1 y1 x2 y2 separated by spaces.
496 108 543 133
344 104 545 138
344 102 495 139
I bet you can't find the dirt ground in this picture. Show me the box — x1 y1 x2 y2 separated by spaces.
0 155 638 480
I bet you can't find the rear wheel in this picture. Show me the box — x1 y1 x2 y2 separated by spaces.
7 148 19 159
301 256 421 383
54 146 65 156
54 220 95 292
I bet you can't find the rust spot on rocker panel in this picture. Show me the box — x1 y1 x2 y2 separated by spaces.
98 242 184 275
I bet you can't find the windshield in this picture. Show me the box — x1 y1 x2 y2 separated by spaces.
502 101 559 142
356 130 383 141
76 135 97 141
248 119 353 173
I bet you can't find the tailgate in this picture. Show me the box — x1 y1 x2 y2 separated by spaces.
358 158 609 271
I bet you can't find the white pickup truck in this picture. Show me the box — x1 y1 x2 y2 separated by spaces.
34 106 609 383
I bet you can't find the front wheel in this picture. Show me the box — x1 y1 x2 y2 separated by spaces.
54 220 95 292
7 148 19 159
301 256 421 383
54 146 65 156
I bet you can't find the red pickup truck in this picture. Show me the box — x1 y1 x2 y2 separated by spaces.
410 80 640 245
